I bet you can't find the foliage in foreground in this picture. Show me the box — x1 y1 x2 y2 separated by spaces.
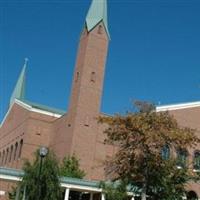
100 180 129 200
9 151 85 200
60 155 85 178
9 150 62 200
99 101 200 200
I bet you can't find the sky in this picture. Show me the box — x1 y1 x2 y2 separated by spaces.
1 0 200 122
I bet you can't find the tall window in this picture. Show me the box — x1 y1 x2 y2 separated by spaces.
0 152 1 165
176 148 188 168
5 148 9 164
161 145 170 160
14 142 18 161
9 145 13 163
2 150 5 165
193 151 200 170
18 139 23 159
98 25 103 34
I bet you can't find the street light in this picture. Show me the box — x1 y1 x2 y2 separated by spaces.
39 147 48 158
37 147 48 200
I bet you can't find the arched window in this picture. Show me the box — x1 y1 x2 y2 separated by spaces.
9 145 13 163
193 151 200 170
2 150 5 165
176 148 188 168
14 142 18 161
5 148 9 164
187 191 198 200
161 145 170 160
91 72 96 82
18 139 23 159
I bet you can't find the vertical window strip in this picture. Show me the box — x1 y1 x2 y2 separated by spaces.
161 145 170 160
14 142 18 161
18 140 23 159
177 148 188 168
194 151 200 170
2 150 5 165
9 145 13 163
5 148 9 164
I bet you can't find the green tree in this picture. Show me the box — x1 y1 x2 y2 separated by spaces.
100 180 129 200
9 150 62 200
60 154 85 178
9 152 86 200
99 101 200 200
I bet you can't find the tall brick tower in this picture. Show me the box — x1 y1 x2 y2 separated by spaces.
68 0 109 117
67 0 110 179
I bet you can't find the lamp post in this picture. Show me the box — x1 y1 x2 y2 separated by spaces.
37 147 48 200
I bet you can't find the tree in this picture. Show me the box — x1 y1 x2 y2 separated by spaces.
60 154 85 178
59 155 86 200
99 102 200 200
9 151 86 200
100 180 129 200
9 150 62 200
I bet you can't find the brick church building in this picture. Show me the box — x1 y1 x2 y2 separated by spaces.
0 0 200 199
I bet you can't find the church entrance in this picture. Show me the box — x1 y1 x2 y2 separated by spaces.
187 191 198 200
68 191 90 200
62 190 102 200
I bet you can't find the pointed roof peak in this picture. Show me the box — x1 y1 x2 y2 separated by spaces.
10 58 28 107
24 57 29 66
86 0 110 38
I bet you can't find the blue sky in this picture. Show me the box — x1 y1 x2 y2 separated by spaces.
1 0 200 121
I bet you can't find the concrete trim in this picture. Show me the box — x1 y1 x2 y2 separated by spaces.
156 101 200 112
0 99 62 128
0 174 22 182
0 190 6 196
15 99 62 118
61 183 102 192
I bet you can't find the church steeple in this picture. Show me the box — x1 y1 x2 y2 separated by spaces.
10 58 28 107
86 0 110 38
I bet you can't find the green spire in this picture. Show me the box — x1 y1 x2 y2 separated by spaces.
10 58 28 107
86 0 110 38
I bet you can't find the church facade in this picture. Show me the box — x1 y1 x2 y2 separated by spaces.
0 0 200 199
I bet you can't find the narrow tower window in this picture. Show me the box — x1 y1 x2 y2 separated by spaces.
75 72 80 82
84 116 90 127
91 72 96 82
98 25 103 34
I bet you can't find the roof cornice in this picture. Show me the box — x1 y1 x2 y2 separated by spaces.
156 101 200 112
0 99 63 128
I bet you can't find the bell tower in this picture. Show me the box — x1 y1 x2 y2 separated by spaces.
68 0 110 118
67 0 110 178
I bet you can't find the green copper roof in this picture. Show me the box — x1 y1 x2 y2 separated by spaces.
10 58 28 107
86 0 110 38
0 167 100 189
